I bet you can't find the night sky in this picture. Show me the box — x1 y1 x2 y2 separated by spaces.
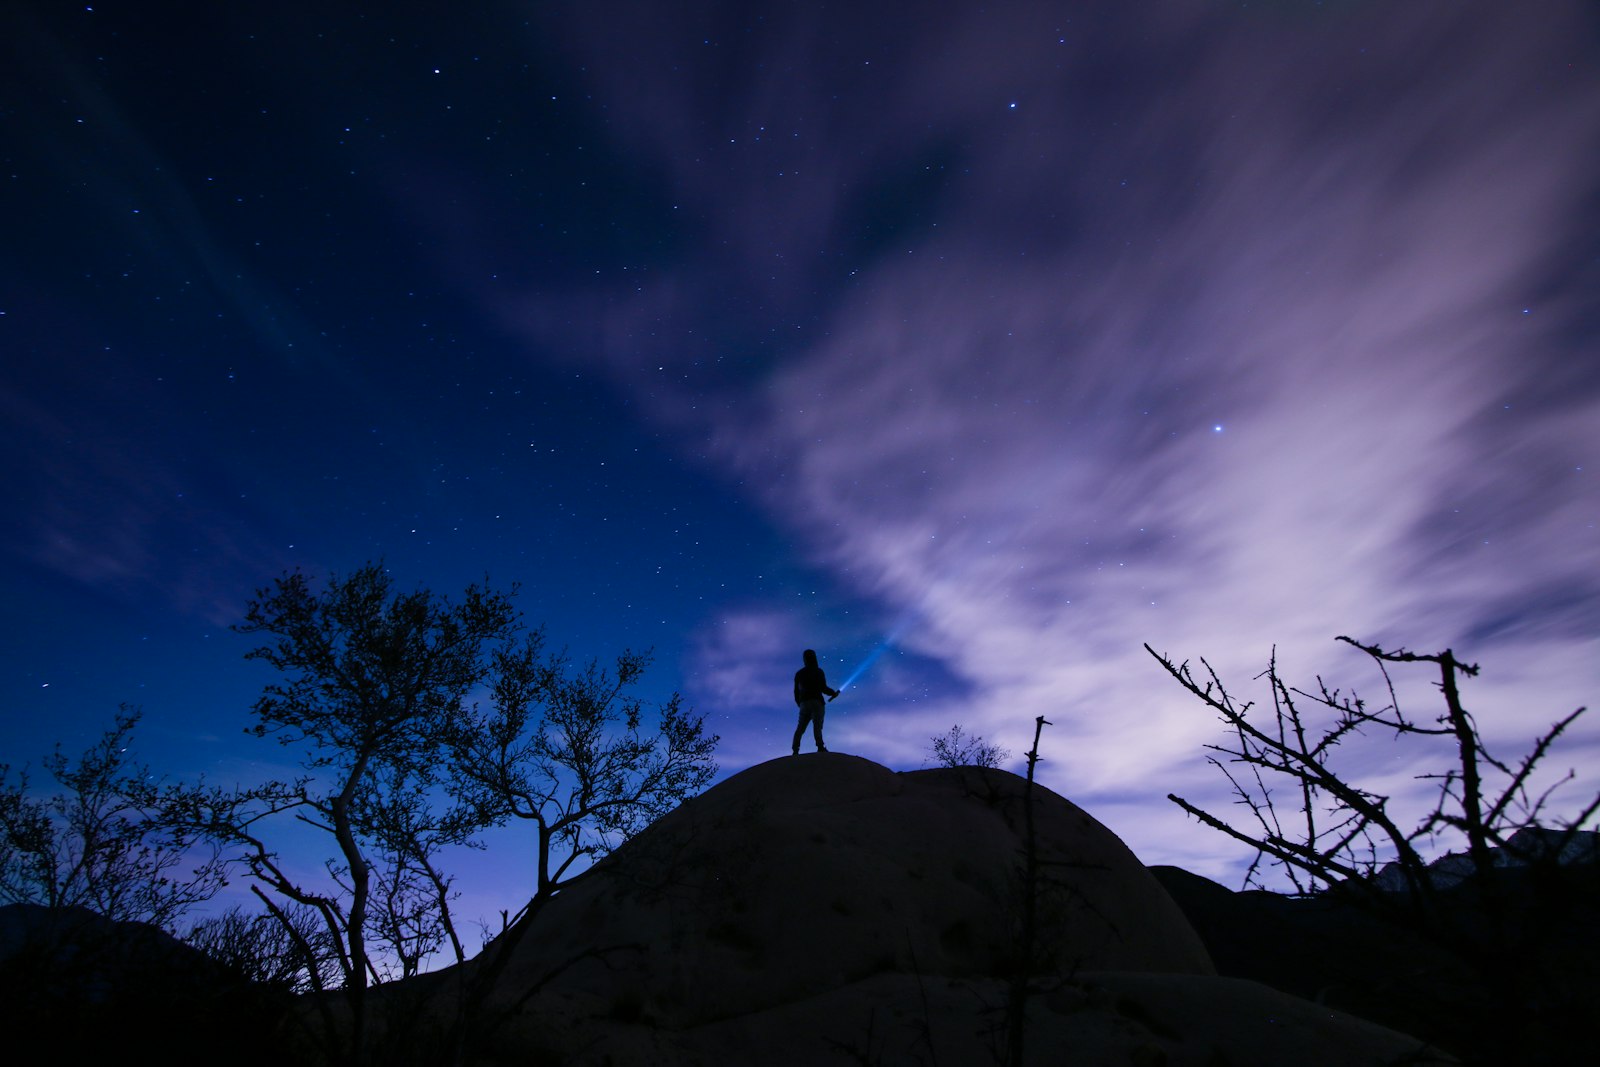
4 0 1598 917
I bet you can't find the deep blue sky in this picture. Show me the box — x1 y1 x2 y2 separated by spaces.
4 1 1598 919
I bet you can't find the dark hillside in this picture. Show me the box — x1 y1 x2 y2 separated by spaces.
1152 861 1600 1066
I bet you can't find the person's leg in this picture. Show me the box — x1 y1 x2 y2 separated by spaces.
792 707 810 754
812 701 827 751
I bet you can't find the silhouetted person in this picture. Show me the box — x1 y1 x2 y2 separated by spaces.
792 648 839 755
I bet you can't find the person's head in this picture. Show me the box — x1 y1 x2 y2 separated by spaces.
802 649 818 668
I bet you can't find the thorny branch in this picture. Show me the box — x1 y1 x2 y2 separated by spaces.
1149 637 1597 911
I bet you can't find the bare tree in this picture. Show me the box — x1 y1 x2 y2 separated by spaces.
165 563 521 1062
1148 636 1598 907
1004 715 1051 1067
928 724 1010 770
1150 636 1600 1061
357 762 481 981
450 636 718 904
0 707 227 930
161 563 718 1063
185 901 342 993
441 636 718 1053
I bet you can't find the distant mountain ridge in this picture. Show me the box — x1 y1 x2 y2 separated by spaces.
0 901 286 1062
1370 825 1600 892
0 901 215 999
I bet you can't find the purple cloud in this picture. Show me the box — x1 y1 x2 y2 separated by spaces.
490 1 1600 882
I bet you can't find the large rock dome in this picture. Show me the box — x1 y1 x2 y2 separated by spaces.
492 754 1211 1006
410 754 1453 1064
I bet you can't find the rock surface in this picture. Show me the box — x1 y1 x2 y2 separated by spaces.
413 754 1455 1064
